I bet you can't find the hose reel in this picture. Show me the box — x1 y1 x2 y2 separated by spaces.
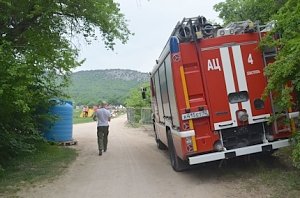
175 16 215 42
177 25 192 41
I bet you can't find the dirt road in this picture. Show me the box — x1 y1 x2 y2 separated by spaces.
18 114 263 198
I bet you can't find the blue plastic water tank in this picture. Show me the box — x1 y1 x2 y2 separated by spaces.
44 99 73 142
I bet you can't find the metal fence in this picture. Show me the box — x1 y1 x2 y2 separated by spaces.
127 107 152 124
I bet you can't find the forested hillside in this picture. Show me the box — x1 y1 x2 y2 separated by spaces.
68 69 149 105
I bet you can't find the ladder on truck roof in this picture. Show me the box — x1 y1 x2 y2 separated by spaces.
216 20 256 37
257 21 291 135
257 21 278 62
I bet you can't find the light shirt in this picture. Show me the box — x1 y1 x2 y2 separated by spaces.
96 108 111 126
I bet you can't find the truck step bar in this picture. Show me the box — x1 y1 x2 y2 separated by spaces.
188 139 290 165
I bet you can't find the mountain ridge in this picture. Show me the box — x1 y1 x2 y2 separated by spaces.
68 69 149 105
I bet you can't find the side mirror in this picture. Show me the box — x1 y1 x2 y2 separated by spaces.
141 87 147 99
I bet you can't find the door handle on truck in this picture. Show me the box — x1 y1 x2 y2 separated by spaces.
219 122 233 127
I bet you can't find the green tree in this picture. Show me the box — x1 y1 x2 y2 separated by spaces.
261 0 300 108
125 83 151 123
214 0 287 24
125 83 151 108
0 0 132 163
261 0 300 167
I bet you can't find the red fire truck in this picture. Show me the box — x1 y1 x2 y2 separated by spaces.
150 16 299 171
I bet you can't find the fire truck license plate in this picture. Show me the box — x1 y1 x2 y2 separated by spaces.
182 110 209 120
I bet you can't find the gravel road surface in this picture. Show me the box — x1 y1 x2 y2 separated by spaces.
18 114 264 198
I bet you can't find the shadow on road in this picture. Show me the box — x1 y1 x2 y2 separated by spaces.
188 153 289 176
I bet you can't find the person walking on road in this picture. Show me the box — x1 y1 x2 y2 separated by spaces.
93 101 111 156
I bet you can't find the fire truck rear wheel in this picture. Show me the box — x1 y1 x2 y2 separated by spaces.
167 130 189 172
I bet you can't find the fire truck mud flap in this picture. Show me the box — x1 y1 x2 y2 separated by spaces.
188 139 290 165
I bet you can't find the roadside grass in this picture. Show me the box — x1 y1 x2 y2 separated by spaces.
0 143 77 196
73 109 94 124
73 109 126 124
252 148 300 198
190 147 300 198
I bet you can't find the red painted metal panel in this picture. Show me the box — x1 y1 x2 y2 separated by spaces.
200 48 232 125
240 42 272 116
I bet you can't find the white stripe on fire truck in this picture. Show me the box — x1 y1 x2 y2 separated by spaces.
232 46 270 124
215 47 238 129
231 45 254 123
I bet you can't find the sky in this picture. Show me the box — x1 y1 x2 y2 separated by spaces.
74 0 224 73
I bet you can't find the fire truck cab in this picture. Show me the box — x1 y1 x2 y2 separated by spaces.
150 16 299 171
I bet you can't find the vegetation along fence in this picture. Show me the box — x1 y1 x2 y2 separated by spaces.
126 107 152 124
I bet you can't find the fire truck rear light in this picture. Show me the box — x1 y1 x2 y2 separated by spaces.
237 110 249 122
266 135 274 141
185 137 194 152
213 140 223 151
185 137 192 145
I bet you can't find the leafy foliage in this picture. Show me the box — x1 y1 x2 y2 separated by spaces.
261 0 300 109
261 0 300 167
124 83 151 108
0 0 131 164
68 69 149 106
214 0 287 24
125 83 151 123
